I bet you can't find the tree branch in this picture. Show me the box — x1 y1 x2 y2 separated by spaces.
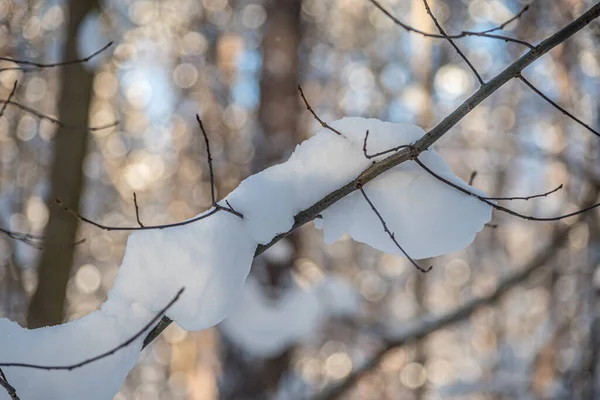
141 1 600 350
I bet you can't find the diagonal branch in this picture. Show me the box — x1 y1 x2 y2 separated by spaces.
142 2 600 350
517 74 600 138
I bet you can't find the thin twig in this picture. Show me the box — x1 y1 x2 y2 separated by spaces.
413 157 599 222
0 42 113 71
0 100 119 132
518 74 600 138
196 115 216 204
368 0 535 49
0 288 184 371
297 85 343 136
142 2 600 351
362 130 410 159
468 171 478 186
358 185 432 273
133 193 143 227
422 0 484 85
0 227 84 249
0 81 18 119
482 184 563 201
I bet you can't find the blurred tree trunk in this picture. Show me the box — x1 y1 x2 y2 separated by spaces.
27 0 98 328
220 0 303 398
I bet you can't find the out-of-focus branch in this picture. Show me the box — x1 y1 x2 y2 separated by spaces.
142 2 600 349
517 74 600 138
315 211 589 400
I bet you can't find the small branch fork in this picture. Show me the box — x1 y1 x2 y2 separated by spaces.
297 85 343 136
0 288 183 372
0 42 113 73
0 43 118 131
56 115 242 232
368 0 535 49
362 130 410 160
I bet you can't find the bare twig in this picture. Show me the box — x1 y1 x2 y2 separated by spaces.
0 42 113 72
468 171 478 186
413 157 598 222
362 130 410 159
482 184 563 201
422 0 484 85
133 193 143 227
0 368 19 400
359 185 432 273
479 4 530 34
143 2 600 350
0 81 18 119
0 227 84 249
518 74 600 138
363 130 562 201
197 115 217 204
298 85 343 136
0 288 183 371
56 115 243 232
368 0 535 49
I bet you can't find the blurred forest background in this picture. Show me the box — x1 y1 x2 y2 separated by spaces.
0 0 599 399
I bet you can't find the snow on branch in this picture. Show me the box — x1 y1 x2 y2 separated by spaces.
143 0 600 356
315 185 599 399
1 3 600 400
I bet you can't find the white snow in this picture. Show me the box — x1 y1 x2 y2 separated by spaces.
0 298 151 400
109 209 258 331
0 117 491 399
